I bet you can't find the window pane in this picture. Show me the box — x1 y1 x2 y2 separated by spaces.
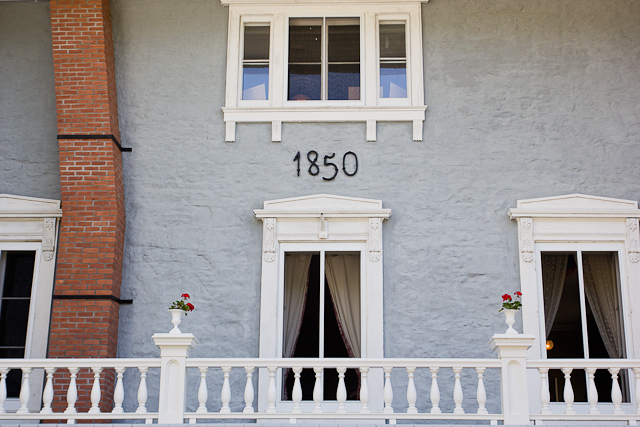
289 23 321 64
244 25 270 61
328 64 360 100
242 65 268 100
379 24 406 59
288 64 321 101
0 299 30 347
380 63 407 98
328 24 359 63
2 251 35 298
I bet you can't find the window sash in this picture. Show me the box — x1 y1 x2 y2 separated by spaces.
535 243 629 360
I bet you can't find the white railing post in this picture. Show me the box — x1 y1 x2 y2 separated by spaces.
383 367 394 414
41 367 56 414
609 367 625 415
476 366 488 415
537 367 551 415
561 367 575 415
17 367 32 414
360 366 370 414
313 366 323 414
406 367 417 414
243 366 255 414
292 367 303 414
429 367 441 414
112 367 125 414
489 334 535 425
336 366 347 414
196 367 209 415
88 367 102 414
586 367 599 415
267 366 278 414
136 366 149 414
0 368 7 414
220 367 232 414
634 367 640 416
153 331 198 424
452 366 465 414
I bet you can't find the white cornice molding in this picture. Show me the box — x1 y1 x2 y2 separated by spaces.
0 194 62 218
508 194 640 219
254 194 391 219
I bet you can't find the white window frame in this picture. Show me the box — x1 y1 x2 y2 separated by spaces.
254 194 391 413
221 0 428 142
509 194 640 414
0 194 61 413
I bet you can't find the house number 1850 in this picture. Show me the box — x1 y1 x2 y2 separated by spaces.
293 151 358 181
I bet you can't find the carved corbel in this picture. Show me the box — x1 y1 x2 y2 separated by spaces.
369 218 381 262
627 218 639 263
263 218 276 263
520 217 534 263
42 217 56 262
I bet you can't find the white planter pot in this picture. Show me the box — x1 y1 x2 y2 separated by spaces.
503 309 519 335
169 309 184 334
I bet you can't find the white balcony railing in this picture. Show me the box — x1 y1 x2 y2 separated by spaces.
0 332 639 425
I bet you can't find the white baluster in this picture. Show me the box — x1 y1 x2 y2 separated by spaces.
292 367 303 414
112 367 125 414
243 367 254 414
476 367 487 415
406 367 417 414
0 368 7 414
453 366 464 414
16 367 31 414
136 367 149 414
634 368 640 415
313 367 323 414
586 367 599 415
196 367 208 414
337 367 347 414
88 367 102 414
383 367 394 414
220 366 232 414
359 367 370 414
561 367 575 415
41 367 56 414
267 366 278 414
538 367 551 415
429 367 441 414
65 367 79 415
609 367 624 415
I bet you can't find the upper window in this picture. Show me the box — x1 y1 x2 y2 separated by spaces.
222 1 428 142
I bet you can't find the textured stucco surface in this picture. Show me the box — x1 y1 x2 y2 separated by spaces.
0 2 59 200
109 0 640 413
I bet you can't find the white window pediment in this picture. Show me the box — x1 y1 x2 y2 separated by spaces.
254 194 390 412
221 0 428 142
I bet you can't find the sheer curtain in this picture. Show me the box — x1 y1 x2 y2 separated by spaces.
582 253 625 358
325 253 361 358
283 254 312 358
541 253 569 337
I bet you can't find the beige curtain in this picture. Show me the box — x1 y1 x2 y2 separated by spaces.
325 253 361 358
541 253 569 338
582 253 625 358
283 254 312 358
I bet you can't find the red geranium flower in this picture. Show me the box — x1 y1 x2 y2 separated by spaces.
181 293 190 299
502 294 512 301
515 291 522 296
187 303 194 311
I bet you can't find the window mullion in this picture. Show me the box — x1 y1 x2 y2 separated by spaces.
322 17 327 101
319 249 325 358
576 250 591 359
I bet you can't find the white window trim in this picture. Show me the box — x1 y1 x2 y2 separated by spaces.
221 0 428 142
508 193 640 360
509 194 640 414
254 193 391 413
0 194 61 412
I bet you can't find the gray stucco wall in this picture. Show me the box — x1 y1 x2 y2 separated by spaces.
0 1 59 200
110 0 640 413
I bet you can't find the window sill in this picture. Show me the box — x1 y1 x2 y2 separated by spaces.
222 105 427 142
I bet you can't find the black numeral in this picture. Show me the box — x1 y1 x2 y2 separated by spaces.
323 153 338 181
293 151 300 176
342 151 358 176
307 150 319 176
